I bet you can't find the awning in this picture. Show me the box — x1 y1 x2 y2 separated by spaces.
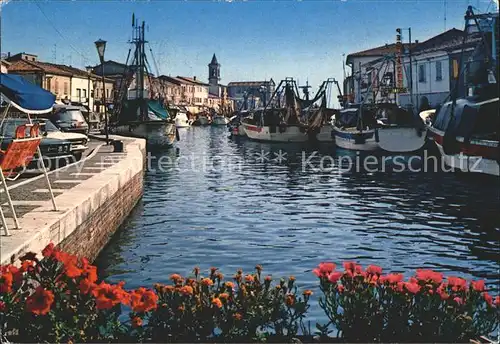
0 73 56 114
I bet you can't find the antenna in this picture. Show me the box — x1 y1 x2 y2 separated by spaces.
444 0 447 31
52 44 57 63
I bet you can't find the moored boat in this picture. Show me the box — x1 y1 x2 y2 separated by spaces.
212 115 229 126
332 106 379 151
174 111 192 128
375 103 427 153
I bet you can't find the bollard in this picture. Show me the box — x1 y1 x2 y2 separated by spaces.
112 140 124 153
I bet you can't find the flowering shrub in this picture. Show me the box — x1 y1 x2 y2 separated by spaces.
314 262 499 342
1 244 498 343
0 244 310 343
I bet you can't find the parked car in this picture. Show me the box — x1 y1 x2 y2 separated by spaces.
34 119 89 161
0 118 73 171
49 105 89 135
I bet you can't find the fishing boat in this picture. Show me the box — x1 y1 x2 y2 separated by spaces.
174 111 193 128
110 16 178 149
428 6 499 176
228 110 249 137
375 103 427 152
193 112 211 126
241 78 336 143
332 105 379 151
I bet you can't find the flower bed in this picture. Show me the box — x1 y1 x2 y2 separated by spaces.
0 244 498 343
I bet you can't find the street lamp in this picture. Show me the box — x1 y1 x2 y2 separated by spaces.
94 39 109 144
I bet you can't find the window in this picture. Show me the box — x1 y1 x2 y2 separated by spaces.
63 82 68 95
54 80 59 94
83 89 87 98
106 88 110 98
76 89 81 99
419 64 426 83
46 78 51 92
436 61 443 81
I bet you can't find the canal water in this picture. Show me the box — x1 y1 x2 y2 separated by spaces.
96 126 500 323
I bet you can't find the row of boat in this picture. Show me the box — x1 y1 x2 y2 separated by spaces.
227 78 498 177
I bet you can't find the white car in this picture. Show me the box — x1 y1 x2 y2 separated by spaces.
36 119 89 160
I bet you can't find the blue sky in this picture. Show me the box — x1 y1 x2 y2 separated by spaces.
2 0 497 96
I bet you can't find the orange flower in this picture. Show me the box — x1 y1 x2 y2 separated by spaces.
180 285 194 296
215 272 224 280
92 282 129 309
285 294 295 306
65 263 82 279
26 286 54 315
219 293 229 300
131 316 143 328
169 274 182 282
211 297 223 308
303 290 313 297
130 287 158 313
289 276 296 282
244 275 254 283
201 278 214 287
83 265 98 283
162 285 175 293
233 312 243 320
225 281 235 289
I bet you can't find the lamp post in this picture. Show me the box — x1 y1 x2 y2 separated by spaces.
94 38 109 144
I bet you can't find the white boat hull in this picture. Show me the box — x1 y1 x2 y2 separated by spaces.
113 121 177 148
376 127 427 152
333 127 379 151
243 123 308 142
175 113 192 128
429 127 499 176
212 116 229 125
230 124 247 137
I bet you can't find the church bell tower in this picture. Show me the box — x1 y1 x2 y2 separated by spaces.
208 53 220 96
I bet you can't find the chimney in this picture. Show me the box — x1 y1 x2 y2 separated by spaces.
415 40 419 44
193 76 196 80
7 52 10 58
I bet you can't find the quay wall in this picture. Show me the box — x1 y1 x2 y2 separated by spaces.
1 136 146 265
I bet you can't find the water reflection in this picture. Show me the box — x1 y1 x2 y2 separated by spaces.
96 126 500 323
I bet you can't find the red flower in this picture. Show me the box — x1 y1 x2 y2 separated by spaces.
366 265 383 275
0 270 13 294
343 262 356 272
26 286 54 315
447 276 467 291
65 263 82 279
437 283 450 300
79 278 95 295
405 282 420 294
494 296 500 306
328 272 342 284
415 269 443 284
130 288 158 313
483 292 493 306
337 285 345 293
313 262 336 277
0 301 5 312
42 243 55 257
453 297 463 305
92 282 129 310
381 273 404 284
471 280 485 292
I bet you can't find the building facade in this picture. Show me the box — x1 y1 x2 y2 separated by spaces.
227 79 275 110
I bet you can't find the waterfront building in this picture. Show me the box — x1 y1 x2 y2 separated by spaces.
227 79 275 110
0 59 10 74
344 24 495 111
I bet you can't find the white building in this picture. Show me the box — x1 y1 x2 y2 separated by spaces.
1 59 9 74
